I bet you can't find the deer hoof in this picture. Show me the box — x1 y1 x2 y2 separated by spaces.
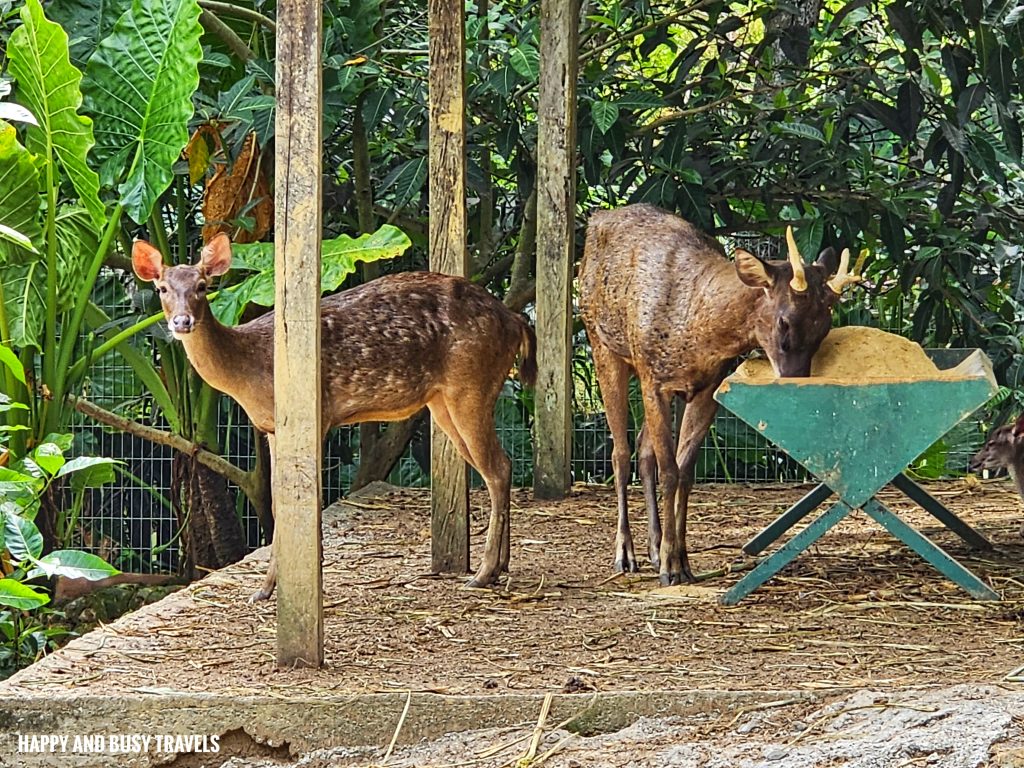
248 588 272 604
613 557 640 573
659 571 682 587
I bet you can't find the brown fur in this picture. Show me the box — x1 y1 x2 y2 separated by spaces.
133 235 536 597
578 204 846 584
970 415 1024 538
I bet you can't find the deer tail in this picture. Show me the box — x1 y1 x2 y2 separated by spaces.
518 317 538 388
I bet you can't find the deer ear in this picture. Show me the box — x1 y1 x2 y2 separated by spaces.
734 249 774 289
132 240 164 282
816 246 840 276
200 233 232 277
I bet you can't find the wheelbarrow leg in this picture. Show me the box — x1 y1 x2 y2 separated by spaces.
889 473 993 551
722 500 853 606
862 498 999 600
743 483 833 555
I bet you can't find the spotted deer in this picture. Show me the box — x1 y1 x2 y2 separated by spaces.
578 204 859 585
132 234 537 599
970 415 1024 537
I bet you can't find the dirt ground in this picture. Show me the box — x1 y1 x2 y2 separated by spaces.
5 480 1024 766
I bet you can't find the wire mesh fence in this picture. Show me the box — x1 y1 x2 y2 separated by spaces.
73 273 994 573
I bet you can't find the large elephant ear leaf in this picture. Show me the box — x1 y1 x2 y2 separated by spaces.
82 0 203 225
6 0 105 228
0 122 42 261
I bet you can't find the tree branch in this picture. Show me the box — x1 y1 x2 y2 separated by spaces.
199 0 277 33
200 9 256 63
68 395 252 493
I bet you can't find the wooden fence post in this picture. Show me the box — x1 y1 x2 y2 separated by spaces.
534 0 579 499
274 0 324 667
428 0 470 572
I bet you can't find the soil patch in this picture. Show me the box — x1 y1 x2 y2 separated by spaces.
4 480 1023 700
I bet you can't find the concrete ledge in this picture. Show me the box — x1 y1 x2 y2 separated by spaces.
0 688 818 767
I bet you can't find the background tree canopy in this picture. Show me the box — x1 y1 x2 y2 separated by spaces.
133 0 1024 407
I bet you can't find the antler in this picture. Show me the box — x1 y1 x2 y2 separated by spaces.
786 226 807 292
827 247 866 294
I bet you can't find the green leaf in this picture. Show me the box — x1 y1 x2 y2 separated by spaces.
53 206 100 311
82 0 203 224
57 456 119 488
795 217 825 260
0 578 49 610
213 226 412 324
0 122 42 259
4 513 43 561
2 261 45 350
509 43 539 81
591 101 620 135
0 346 26 385
0 103 39 126
7 0 105 227
379 156 427 208
777 122 826 143
27 549 119 581
0 224 38 253
31 442 66 476
46 0 133 69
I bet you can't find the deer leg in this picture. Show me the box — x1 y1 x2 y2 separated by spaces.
432 391 512 588
637 424 661 569
673 386 720 584
592 340 637 572
638 384 680 585
250 432 278 602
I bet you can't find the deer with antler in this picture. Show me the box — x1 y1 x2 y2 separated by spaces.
579 204 861 585
970 414 1024 538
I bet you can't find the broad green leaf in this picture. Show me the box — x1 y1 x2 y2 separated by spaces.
54 206 99 311
0 122 42 260
4 513 43 561
7 0 105 227
798 217 825 261
46 0 133 69
57 456 120 488
27 549 119 581
82 0 203 224
0 224 37 253
591 101 620 135
0 346 26 385
2 261 45 350
509 43 539 81
0 578 49 610
212 226 412 324
31 442 66 476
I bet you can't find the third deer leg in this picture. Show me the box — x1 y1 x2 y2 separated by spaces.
637 382 680 585
673 384 722 583
251 432 278 602
591 340 638 572
434 392 512 587
637 424 661 569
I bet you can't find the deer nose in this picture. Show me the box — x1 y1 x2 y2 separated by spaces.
170 314 194 333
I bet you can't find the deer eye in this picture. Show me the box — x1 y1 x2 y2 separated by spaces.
196 282 207 293
158 285 168 295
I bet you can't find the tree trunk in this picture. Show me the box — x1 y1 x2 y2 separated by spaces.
350 410 426 492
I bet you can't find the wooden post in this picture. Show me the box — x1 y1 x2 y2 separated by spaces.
427 0 470 572
533 0 579 499
273 0 323 667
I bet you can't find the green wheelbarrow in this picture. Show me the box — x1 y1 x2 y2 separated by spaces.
713 348 1000 605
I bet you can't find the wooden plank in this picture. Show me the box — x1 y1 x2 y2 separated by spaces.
721 501 855 606
533 0 579 500
273 0 323 668
427 0 469 573
862 499 999 600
